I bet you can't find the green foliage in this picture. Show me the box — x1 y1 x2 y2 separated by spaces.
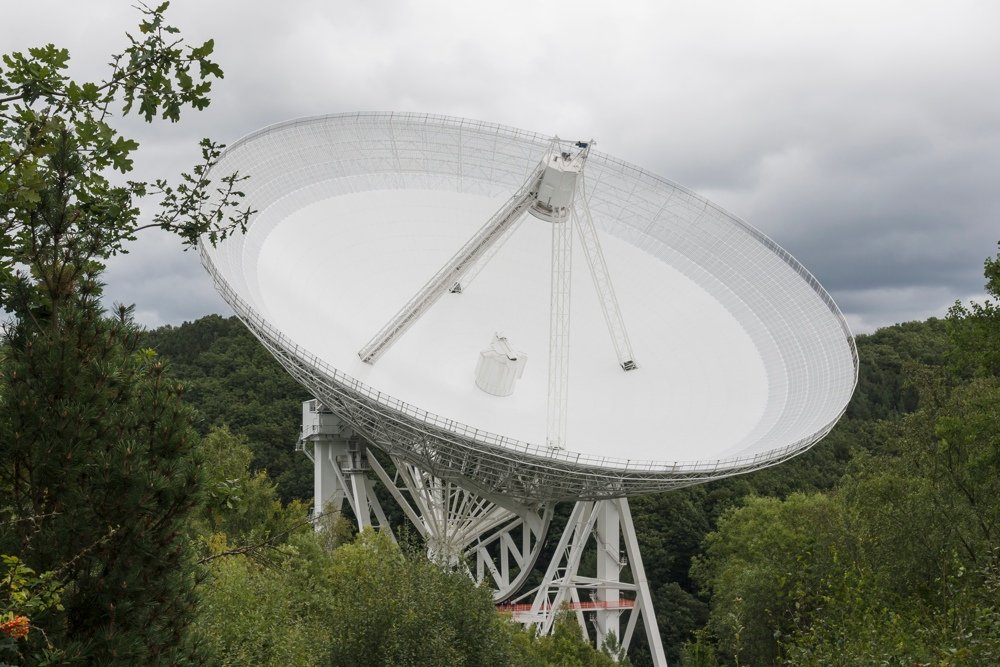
144 315 312 501
691 380 1000 665
691 493 847 665
0 292 202 664
679 629 717 667
195 426 309 545
0 3 250 308
948 241 1000 377
196 536 332 667
629 489 710 664
783 554 1000 666
653 582 709 665
694 410 1000 665
197 529 611 667
323 530 514 666
848 318 949 420
526 613 627 666
0 555 62 622
0 555 63 663
137 287 958 665
689 243 1000 665
0 5 250 663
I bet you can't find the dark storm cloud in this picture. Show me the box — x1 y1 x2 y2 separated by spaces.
3 0 999 332
716 112 1000 323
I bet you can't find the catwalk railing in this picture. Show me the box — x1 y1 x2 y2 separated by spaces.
497 599 636 614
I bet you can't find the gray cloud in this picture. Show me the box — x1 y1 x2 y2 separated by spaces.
3 0 999 333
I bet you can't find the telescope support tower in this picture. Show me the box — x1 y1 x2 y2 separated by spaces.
510 498 666 665
299 401 666 664
299 400 552 600
298 400 393 533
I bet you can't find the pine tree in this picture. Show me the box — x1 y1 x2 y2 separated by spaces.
1 278 203 663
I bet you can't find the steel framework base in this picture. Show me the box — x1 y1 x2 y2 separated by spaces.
298 399 393 533
299 401 551 600
298 400 665 665
506 498 666 665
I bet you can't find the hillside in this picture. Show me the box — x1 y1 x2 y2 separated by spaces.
145 306 976 664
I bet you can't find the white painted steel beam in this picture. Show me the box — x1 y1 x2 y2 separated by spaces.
594 499 621 648
302 405 393 537
546 210 573 449
619 497 666 665
358 164 544 364
334 429 552 598
517 498 665 665
367 453 428 538
448 213 528 293
573 194 638 371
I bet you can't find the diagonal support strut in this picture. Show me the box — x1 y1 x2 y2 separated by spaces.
572 191 638 371
358 162 546 364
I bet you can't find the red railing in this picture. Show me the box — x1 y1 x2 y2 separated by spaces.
497 599 636 614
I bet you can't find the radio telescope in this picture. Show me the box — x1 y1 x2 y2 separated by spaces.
200 112 857 665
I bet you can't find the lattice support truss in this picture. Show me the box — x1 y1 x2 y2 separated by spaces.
301 402 661 661
448 138 562 295
302 400 552 600
510 498 667 666
546 212 573 449
370 454 552 599
572 190 637 371
448 212 528 293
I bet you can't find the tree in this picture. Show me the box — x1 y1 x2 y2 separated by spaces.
198 529 530 667
526 613 626 667
0 3 248 663
948 240 1000 376
690 238 1000 665
0 2 250 315
195 535 333 667
0 296 204 663
324 530 517 666
196 427 308 539
691 493 848 665
144 315 313 502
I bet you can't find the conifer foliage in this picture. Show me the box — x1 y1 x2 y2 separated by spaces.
1 290 202 663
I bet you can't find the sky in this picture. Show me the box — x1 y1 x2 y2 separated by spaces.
3 0 999 334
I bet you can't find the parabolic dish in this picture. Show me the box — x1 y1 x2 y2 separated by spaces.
200 112 858 501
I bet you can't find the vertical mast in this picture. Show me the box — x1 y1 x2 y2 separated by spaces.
546 208 573 449
528 144 587 450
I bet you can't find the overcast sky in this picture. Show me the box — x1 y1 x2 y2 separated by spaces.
4 0 999 333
